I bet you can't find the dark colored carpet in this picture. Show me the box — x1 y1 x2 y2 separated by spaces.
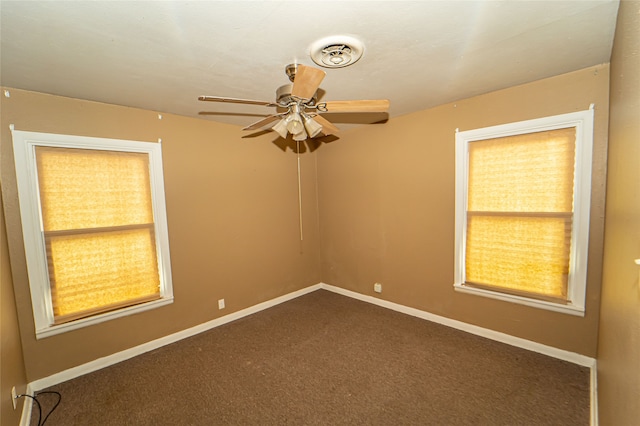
33 290 590 425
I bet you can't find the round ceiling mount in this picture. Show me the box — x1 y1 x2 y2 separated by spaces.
309 35 364 68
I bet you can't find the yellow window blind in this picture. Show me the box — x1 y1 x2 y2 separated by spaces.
465 127 576 302
35 147 161 324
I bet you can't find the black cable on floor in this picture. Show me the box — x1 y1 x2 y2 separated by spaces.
16 391 61 426
36 391 62 425
17 395 41 426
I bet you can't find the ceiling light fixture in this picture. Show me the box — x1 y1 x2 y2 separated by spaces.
285 104 305 136
271 118 289 139
271 109 322 141
292 129 308 142
302 114 323 138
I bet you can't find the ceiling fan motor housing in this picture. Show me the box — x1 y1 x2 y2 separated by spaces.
276 83 294 105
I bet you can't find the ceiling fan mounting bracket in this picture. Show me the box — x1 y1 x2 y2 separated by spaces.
285 63 299 82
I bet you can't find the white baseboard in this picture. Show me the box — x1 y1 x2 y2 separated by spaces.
23 282 597 425
320 283 596 367
591 361 599 426
29 283 322 392
18 384 34 426
319 283 598 425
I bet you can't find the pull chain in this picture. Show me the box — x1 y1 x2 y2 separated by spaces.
297 140 303 241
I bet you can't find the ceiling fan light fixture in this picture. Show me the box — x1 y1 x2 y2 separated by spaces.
272 118 289 139
285 103 306 136
285 115 305 135
302 114 323 138
292 129 308 141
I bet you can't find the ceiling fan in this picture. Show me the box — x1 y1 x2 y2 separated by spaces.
198 63 390 141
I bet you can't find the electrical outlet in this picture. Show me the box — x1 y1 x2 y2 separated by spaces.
218 299 225 310
374 283 382 293
11 386 17 410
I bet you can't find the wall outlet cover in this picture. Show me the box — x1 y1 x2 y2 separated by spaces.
11 386 17 409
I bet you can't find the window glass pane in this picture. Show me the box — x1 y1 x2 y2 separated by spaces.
47 227 160 321
468 128 576 213
36 147 154 231
466 215 571 299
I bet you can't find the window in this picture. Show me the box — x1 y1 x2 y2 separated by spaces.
12 130 173 338
454 109 594 315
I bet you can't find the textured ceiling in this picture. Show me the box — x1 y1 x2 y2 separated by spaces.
0 1 620 130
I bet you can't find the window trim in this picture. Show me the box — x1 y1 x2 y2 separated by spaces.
454 108 594 316
11 130 174 338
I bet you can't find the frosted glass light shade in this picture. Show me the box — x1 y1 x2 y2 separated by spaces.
302 115 323 138
293 129 308 141
272 118 289 138
286 115 305 135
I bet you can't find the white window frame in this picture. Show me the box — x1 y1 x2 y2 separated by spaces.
454 108 594 316
11 129 174 338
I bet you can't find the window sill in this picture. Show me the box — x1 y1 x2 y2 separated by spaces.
453 283 585 317
35 297 174 339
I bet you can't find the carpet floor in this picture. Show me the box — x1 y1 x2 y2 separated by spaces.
33 289 590 425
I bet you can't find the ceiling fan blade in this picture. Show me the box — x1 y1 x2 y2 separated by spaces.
312 114 340 136
291 65 326 100
198 96 277 107
319 99 390 113
242 114 283 131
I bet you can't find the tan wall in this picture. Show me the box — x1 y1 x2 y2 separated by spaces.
598 1 640 424
318 64 610 357
1 190 27 425
0 64 615 387
0 89 321 381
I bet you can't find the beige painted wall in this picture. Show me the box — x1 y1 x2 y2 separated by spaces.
318 64 610 357
597 1 640 424
1 190 27 425
0 62 616 395
0 89 321 381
